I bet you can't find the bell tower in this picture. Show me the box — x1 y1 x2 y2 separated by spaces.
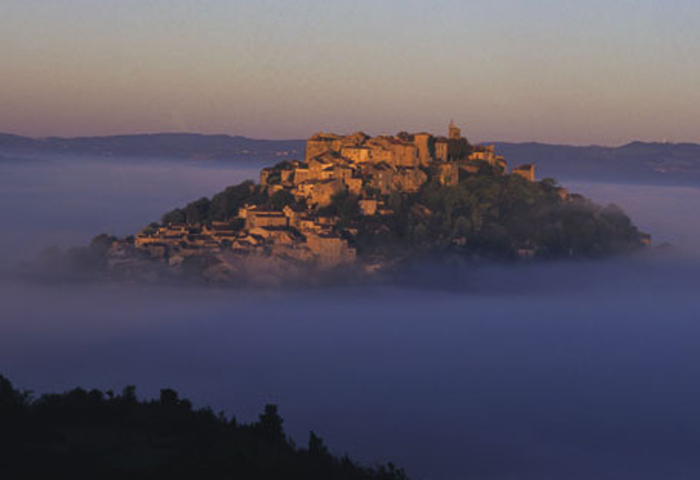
448 120 461 140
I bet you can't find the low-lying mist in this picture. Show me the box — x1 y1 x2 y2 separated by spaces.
1 155 699 479
2 257 699 480
565 180 700 255
0 154 263 269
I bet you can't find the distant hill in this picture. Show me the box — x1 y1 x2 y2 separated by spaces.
0 132 305 163
492 141 700 185
2 132 699 185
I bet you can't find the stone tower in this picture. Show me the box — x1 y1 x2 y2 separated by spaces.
413 133 433 166
448 120 461 140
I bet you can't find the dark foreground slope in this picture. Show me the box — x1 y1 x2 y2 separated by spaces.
0 375 406 480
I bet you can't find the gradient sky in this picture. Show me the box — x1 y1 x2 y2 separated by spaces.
2 0 699 144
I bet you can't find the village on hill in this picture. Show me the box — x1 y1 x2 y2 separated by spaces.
105 122 550 281
30 121 644 285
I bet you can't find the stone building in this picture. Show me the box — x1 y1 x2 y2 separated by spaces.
364 163 395 195
512 164 536 182
413 133 433 166
434 139 449 162
469 145 507 171
305 233 356 267
393 167 428 193
341 146 372 164
305 132 369 162
293 179 345 208
243 207 289 230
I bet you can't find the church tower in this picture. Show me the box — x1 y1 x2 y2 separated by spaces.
448 120 461 140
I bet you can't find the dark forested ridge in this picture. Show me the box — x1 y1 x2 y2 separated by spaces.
0 375 406 479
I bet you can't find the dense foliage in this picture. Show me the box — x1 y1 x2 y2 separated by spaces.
324 167 647 260
159 180 305 227
160 180 269 225
0 375 406 479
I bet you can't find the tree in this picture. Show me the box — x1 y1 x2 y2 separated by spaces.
209 181 256 221
258 404 285 446
121 385 137 405
453 216 471 238
89 233 116 257
0 374 409 479
185 197 211 224
159 388 179 407
308 431 330 457
162 208 186 225
141 222 160 235
388 191 403 212
268 190 296 210
0 375 29 409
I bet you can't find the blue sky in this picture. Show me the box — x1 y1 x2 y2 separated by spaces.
1 0 699 144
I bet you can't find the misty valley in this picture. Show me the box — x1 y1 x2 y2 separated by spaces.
4 1 700 477
1 154 700 479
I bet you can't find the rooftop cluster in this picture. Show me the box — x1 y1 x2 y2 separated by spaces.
122 123 538 278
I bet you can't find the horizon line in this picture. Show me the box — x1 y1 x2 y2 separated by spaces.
0 130 693 150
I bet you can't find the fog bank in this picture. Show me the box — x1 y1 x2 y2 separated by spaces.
0 155 261 269
2 257 699 480
1 156 699 479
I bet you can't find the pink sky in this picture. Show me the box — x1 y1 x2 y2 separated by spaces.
2 0 699 145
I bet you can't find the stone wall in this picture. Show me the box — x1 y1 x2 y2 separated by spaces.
512 164 536 182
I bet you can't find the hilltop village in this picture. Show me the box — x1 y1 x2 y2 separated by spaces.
106 123 537 279
77 122 647 284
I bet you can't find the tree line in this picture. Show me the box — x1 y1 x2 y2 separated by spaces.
0 375 407 479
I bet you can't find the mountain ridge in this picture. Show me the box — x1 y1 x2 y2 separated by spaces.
0 132 305 162
4 131 698 148
2 132 700 184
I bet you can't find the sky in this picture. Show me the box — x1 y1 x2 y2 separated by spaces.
1 0 699 145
